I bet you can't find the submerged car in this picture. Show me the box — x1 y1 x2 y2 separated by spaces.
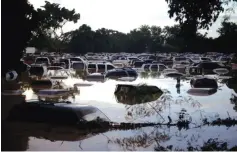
105 68 138 80
188 62 231 75
7 101 111 126
190 76 218 89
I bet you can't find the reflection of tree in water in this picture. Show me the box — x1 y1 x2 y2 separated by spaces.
154 138 237 151
115 84 201 121
150 72 161 78
140 72 161 79
114 84 166 121
72 70 87 80
111 128 170 151
140 72 150 79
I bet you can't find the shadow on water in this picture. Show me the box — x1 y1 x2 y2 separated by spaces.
2 95 29 151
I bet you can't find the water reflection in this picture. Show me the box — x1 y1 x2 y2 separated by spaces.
2 73 237 150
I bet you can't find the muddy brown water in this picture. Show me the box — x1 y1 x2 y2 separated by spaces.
2 74 237 151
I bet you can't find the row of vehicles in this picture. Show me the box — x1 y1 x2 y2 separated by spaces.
21 52 234 81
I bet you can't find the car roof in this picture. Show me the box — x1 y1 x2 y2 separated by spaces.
108 67 135 72
18 101 97 112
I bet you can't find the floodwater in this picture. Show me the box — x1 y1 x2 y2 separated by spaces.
2 74 237 151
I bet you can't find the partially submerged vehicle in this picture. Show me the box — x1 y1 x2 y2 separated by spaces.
141 64 168 72
105 68 138 80
87 62 115 74
85 73 105 82
164 72 185 78
47 66 69 80
71 61 87 71
37 89 74 98
31 79 53 90
190 76 218 89
114 84 163 105
29 64 47 78
189 62 231 75
35 57 52 66
5 101 112 132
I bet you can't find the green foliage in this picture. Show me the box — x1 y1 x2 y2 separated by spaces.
67 24 182 54
217 18 237 36
27 1 237 55
165 0 237 41
29 1 80 52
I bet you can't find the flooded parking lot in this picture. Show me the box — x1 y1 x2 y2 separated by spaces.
2 74 237 151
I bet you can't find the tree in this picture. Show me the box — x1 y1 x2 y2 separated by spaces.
213 19 237 52
165 0 236 35
2 0 39 76
29 1 80 52
68 24 95 54
217 19 237 36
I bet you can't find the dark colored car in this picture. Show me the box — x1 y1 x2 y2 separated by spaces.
7 101 111 126
105 68 138 79
187 62 231 75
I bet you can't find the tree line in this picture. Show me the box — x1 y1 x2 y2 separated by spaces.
27 1 237 54
1 0 237 75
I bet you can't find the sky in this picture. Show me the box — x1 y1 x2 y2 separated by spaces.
29 0 237 38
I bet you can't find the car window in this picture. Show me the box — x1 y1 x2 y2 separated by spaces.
144 64 150 70
88 64 96 69
70 58 82 62
149 56 156 60
29 66 45 76
60 59 69 64
201 58 211 61
134 61 144 68
199 63 220 69
175 57 186 61
126 70 138 77
97 64 105 69
151 64 158 71
72 62 85 70
192 57 200 60
79 107 110 122
35 58 48 64
117 71 128 77
159 65 167 71
106 71 117 77
107 65 114 70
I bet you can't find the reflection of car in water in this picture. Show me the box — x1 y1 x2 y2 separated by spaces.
187 88 217 96
2 101 111 151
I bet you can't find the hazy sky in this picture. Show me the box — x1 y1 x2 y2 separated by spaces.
29 0 237 38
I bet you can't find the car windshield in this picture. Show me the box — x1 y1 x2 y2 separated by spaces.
192 57 200 60
221 57 230 61
36 58 48 63
175 57 186 61
72 62 85 69
76 107 110 122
